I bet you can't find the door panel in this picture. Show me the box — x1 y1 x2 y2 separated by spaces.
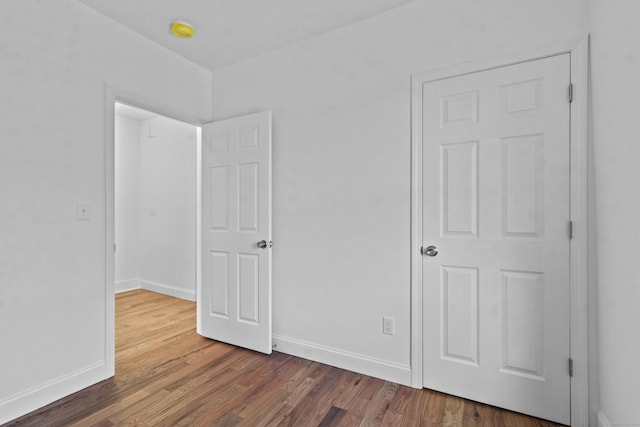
441 141 478 237
199 111 272 354
421 55 570 424
441 266 479 365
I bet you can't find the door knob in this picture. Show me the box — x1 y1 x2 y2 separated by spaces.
421 245 438 257
257 240 271 249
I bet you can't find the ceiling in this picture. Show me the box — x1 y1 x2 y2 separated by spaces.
78 0 417 71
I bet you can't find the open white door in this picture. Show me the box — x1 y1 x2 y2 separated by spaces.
198 111 272 354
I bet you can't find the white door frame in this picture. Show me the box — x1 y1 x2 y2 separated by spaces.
104 84 205 378
410 36 589 425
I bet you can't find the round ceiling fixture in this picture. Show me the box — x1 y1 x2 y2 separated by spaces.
171 21 194 38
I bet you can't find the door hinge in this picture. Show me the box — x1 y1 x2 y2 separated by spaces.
568 221 573 240
568 83 574 103
114 244 116 252
569 357 574 377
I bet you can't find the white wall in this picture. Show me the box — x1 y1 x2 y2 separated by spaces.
138 117 198 300
210 0 589 384
115 115 141 290
590 1 640 425
0 1 211 423
114 115 197 300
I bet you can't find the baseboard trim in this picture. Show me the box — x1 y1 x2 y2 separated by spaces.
140 279 196 302
0 362 106 425
272 334 412 386
115 278 141 293
597 411 611 427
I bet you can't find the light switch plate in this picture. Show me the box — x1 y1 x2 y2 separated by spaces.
76 202 91 220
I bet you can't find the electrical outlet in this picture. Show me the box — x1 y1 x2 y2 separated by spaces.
383 317 394 335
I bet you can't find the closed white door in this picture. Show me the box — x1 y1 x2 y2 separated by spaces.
199 111 272 354
421 55 571 423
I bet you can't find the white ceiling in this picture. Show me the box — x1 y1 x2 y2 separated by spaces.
78 0 417 71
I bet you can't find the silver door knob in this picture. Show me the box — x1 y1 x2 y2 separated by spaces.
422 245 438 257
257 240 271 249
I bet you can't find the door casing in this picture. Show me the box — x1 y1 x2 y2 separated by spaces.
410 36 590 426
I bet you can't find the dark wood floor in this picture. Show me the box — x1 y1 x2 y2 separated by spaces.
4 290 565 426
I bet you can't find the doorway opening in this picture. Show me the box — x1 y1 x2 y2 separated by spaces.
106 89 273 377
114 102 201 301
113 102 202 375
109 101 202 374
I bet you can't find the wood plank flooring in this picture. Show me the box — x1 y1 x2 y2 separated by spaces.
3 290 566 427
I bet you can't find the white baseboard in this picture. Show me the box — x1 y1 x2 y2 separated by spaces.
597 411 611 427
0 362 107 425
115 278 141 293
140 279 196 302
272 334 412 386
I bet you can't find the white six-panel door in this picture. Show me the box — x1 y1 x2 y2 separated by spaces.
421 55 571 423
199 111 272 354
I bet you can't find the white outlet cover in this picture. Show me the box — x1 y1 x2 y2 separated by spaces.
383 316 394 335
